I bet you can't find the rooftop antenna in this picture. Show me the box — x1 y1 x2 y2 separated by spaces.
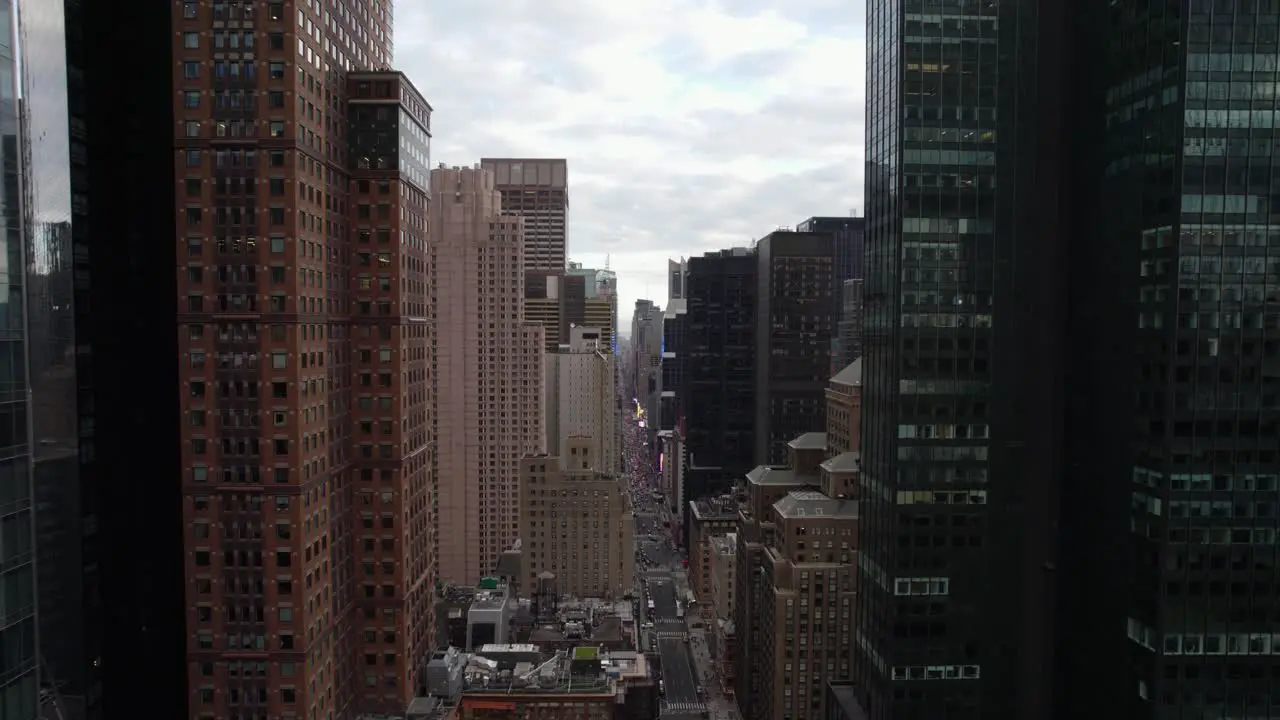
605 253 611 271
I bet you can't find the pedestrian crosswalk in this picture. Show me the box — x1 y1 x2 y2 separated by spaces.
662 701 707 714
656 630 687 640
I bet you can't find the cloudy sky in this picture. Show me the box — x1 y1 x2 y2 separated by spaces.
397 0 865 321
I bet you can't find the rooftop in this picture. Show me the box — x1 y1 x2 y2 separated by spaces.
788 432 827 451
690 495 738 520
774 489 859 520
746 466 815 487
827 682 868 720
820 452 861 474
470 587 509 612
831 359 863 387
461 645 639 697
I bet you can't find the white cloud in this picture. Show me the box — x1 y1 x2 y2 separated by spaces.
397 0 865 314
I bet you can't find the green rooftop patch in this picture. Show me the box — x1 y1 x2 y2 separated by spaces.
572 646 599 660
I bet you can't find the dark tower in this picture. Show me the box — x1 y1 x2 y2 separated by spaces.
854 0 1070 717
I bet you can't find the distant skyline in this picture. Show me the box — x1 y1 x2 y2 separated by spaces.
398 0 866 315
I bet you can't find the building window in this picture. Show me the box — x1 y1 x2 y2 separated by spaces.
183 32 199 49
183 61 200 78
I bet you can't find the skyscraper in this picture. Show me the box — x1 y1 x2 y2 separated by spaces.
18 0 94 714
431 165 544 585
1060 3 1280 720
10 0 188 717
754 230 836 466
661 258 688 433
630 298 662 444
82 0 186 715
345 72 438 716
683 248 756 501
543 325 618 473
174 2 443 714
0 3 38 715
797 216 866 297
855 0 1069 716
480 158 569 272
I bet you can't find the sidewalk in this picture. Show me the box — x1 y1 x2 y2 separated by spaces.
685 622 742 720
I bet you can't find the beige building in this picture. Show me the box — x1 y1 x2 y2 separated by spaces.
826 359 862 456
432 165 545 584
734 366 865 720
688 495 737 608
709 532 736 622
520 438 635 599
708 532 738 697
544 326 618 472
754 488 857 720
524 271 617 352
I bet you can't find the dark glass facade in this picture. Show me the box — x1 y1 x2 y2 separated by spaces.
836 278 865 373
798 215 867 298
659 303 685 432
753 230 836 465
1061 2 1280 720
80 0 185 716
0 2 36 717
17 0 96 715
856 0 1068 717
682 248 756 493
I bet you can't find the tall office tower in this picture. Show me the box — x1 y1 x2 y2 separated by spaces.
480 158 569 272
431 165 545 585
524 271 564 349
544 325 618 472
834 278 865 373
683 248 756 501
0 6 38 716
798 218 865 376
630 299 663 442
1059 4 1280 720
80 0 187 715
660 258 688 432
524 265 617 352
660 299 686 432
797 216 866 295
172 0 441 714
519 438 635 599
754 231 836 466
855 0 1068 716
567 261 618 349
18 0 100 715
345 72 437 716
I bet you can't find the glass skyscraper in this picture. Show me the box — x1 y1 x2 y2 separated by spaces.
1062 2 1280 719
0 0 37 714
856 0 1070 717
859 0 1280 719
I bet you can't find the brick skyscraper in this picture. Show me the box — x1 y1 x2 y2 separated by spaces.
431 165 544 584
175 2 438 716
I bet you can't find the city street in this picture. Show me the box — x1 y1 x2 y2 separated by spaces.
622 383 712 718
648 574 705 719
